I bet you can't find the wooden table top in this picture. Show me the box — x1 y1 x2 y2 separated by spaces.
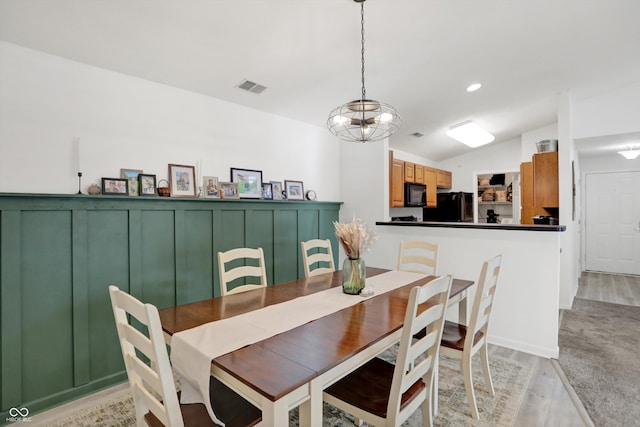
159 268 474 401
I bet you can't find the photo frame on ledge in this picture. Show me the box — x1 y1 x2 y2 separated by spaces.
168 164 196 198
138 174 157 196
203 176 220 199
101 178 129 196
120 168 143 196
262 182 273 200
231 168 263 199
271 181 283 200
219 182 240 199
284 180 304 200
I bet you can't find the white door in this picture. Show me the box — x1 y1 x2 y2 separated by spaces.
585 171 640 275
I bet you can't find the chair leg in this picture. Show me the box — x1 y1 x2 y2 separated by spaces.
479 344 495 396
421 393 434 427
462 352 480 420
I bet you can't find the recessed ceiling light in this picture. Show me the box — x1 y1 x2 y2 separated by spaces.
466 83 482 92
446 120 495 147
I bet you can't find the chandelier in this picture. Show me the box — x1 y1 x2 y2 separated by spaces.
327 0 401 143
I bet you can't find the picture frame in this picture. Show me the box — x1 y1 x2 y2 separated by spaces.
230 167 263 199
101 177 129 196
168 164 197 198
219 181 240 199
138 174 157 196
284 180 304 200
262 182 273 200
271 181 283 200
203 176 220 199
120 168 143 196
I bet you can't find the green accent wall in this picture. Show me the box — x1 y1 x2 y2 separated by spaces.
0 193 341 419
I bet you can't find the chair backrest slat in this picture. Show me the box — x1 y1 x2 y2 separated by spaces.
397 240 439 276
301 239 335 278
218 247 268 296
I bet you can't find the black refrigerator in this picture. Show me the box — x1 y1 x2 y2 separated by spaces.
423 192 474 222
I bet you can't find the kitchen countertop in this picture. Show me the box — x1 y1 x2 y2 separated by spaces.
376 220 565 232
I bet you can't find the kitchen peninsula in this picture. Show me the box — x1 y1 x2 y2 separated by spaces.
365 219 565 359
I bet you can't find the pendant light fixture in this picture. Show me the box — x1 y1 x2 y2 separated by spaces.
327 0 401 142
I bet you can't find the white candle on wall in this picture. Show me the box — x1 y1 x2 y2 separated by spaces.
73 137 81 172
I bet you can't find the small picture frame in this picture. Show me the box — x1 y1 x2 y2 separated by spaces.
101 178 129 196
262 182 273 200
219 182 240 199
138 174 157 196
231 168 263 199
271 181 283 200
203 176 220 199
284 180 304 200
120 168 143 196
168 164 197 198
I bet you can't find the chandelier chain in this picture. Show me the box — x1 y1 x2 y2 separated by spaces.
360 1 366 101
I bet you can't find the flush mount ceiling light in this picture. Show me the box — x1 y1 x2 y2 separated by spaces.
327 0 401 143
466 83 482 92
618 146 640 160
446 120 495 148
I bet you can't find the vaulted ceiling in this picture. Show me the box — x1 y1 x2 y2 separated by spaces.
1 0 639 160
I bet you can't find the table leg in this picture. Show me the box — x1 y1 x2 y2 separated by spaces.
458 289 470 325
298 379 323 427
261 397 289 427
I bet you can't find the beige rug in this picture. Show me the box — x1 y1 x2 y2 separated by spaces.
42 354 531 427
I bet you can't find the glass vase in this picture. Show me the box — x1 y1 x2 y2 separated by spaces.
342 258 366 295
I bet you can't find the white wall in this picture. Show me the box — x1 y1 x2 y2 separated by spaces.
0 41 340 199
437 137 522 193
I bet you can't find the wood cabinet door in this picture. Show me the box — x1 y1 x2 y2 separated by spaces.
390 159 405 207
404 162 415 183
424 167 437 207
436 169 452 188
415 164 425 184
533 152 559 208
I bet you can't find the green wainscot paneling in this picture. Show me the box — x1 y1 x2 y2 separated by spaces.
0 193 341 419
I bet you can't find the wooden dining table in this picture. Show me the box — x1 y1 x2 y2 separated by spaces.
159 267 475 427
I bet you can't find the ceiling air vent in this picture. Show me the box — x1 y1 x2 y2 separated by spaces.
411 132 424 138
237 79 267 94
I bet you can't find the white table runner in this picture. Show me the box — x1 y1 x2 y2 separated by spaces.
170 270 427 425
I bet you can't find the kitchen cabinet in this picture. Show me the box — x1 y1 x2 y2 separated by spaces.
424 167 437 207
388 151 450 208
520 152 559 224
390 157 405 207
533 151 559 208
436 169 452 189
415 164 425 184
404 161 416 183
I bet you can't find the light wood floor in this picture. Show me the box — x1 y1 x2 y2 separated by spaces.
30 271 640 426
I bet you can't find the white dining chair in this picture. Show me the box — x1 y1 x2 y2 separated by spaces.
397 240 439 275
218 247 267 296
300 239 335 277
108 285 262 427
439 254 502 420
323 275 452 427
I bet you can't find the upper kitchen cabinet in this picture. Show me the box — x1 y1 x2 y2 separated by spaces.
404 161 416 183
390 156 405 207
414 164 425 184
423 167 437 207
436 169 452 189
533 152 559 208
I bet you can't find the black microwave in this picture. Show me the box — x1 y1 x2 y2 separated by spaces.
404 182 426 207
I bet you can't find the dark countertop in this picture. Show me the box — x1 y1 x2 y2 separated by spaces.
376 220 566 232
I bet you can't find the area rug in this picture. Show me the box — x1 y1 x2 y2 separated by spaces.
558 298 640 427
42 353 531 427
